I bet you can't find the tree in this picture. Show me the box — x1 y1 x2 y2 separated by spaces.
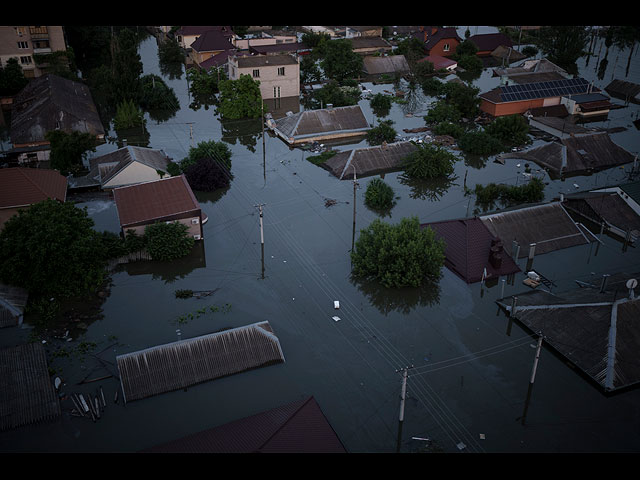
183 156 232 191
144 221 195 261
351 216 446 288
45 130 96 175
312 79 361 108
442 82 481 119
320 39 363 82
179 140 232 172
370 93 393 117
0 199 108 300
484 114 531 147
217 74 263 119
537 26 589 74
366 120 397 145
364 178 395 211
423 100 462 125
300 55 323 84
457 130 505 156
113 99 146 130
0 57 28 96
403 143 457 179
139 74 179 112
111 28 143 103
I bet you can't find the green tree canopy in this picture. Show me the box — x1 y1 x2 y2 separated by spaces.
537 26 589 74
320 39 363 82
351 216 446 288
364 178 396 211
180 139 232 172
0 57 28 96
403 143 457 179
366 119 397 145
217 74 263 119
111 28 144 103
0 199 108 300
144 222 195 261
45 130 97 175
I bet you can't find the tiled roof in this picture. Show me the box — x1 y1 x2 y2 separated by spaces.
142 396 346 453
0 167 67 208
419 55 457 70
422 217 520 284
190 29 234 52
113 175 201 227
468 33 513 51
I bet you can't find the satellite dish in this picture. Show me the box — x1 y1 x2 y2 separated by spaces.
626 278 638 289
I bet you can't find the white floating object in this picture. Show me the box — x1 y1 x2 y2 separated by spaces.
456 442 466 450
54 377 61 389
334 301 340 309
332 316 341 322
479 433 486 440
573 183 579 188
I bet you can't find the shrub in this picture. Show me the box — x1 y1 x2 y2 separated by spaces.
366 120 397 145
351 216 446 288
432 121 465 139
370 93 392 117
474 177 545 208
144 222 195 261
457 130 505 155
113 99 145 130
184 156 232 192
364 178 396 211
403 143 457 179
484 114 531 147
423 100 461 125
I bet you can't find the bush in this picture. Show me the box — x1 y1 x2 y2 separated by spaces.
484 114 531 147
364 178 395 211
370 93 392 117
351 216 445 288
474 177 545 208
366 120 397 145
432 122 465 139
403 143 457 179
457 130 505 155
423 100 461 125
144 222 195 261
184 156 232 192
113 99 145 130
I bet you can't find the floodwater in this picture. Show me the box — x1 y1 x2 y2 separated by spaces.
1 27 640 454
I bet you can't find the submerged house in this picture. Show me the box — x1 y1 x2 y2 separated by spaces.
468 33 513 57
362 55 410 76
117 321 285 403
143 396 346 453
605 78 640 104
113 175 207 240
9 74 105 164
497 271 640 393
0 167 67 229
0 283 28 328
69 146 171 190
498 132 636 178
320 141 417 180
421 217 520 284
266 105 370 146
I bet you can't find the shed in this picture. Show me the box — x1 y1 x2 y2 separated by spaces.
116 321 285 403
480 202 592 258
498 132 636 178
267 105 370 145
142 396 346 453
421 217 520 284
0 343 61 430
497 271 640 392
0 283 29 328
321 141 418 179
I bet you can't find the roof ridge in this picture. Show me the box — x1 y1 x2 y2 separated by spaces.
256 396 313 451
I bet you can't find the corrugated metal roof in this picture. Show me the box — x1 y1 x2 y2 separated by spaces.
363 55 410 75
322 141 417 179
271 105 370 143
0 343 60 431
480 202 591 258
142 396 346 453
0 167 67 209
117 321 285 403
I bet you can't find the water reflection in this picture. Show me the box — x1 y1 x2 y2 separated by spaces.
121 241 207 283
398 174 458 201
220 117 262 153
114 125 150 148
351 274 441 316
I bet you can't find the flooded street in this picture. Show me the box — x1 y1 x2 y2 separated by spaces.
1 27 640 453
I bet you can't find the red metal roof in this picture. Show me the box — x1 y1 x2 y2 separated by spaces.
113 175 201 227
142 396 347 453
423 217 520 284
0 167 67 209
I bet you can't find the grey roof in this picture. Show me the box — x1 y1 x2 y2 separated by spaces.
362 55 410 75
322 141 418 179
566 92 611 103
116 321 285 403
605 79 640 103
497 272 640 392
619 181 640 206
10 74 105 145
269 105 370 144
0 343 61 430
236 53 298 68
563 192 640 236
480 202 592 258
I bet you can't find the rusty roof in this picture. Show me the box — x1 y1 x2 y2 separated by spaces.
422 217 520 284
322 141 418 179
113 175 201 228
0 167 67 209
142 396 346 453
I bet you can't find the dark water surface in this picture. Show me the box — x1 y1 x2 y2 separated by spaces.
1 28 640 453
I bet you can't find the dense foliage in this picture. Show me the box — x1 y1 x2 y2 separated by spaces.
351 216 446 288
113 99 146 130
457 130 506 156
366 120 397 145
179 140 232 173
0 57 29 95
484 114 531 147
320 39 364 82
45 130 97 175
312 79 361 108
183 156 232 191
403 143 457 179
144 222 195 261
139 74 180 111
537 26 589 74
474 177 545 209
217 74 263 119
364 178 396 211
423 100 462 125
370 93 393 117
0 200 108 300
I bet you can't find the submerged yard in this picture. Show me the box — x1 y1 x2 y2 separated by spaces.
1 27 640 453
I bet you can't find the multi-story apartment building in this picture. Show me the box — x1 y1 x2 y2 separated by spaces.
0 26 67 78
228 53 300 102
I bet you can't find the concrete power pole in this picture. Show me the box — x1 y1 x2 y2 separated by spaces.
255 203 265 279
396 366 411 453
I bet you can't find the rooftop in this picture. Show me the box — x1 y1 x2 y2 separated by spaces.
0 167 67 209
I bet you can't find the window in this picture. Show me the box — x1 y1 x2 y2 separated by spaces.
443 43 450 52
33 40 50 49
15 27 25 36
191 218 200 225
193 234 201 240
20 56 32 65
17 41 28 49
277 67 285 76
252 69 260 78
273 86 281 98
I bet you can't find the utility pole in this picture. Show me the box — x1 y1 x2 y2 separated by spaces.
262 101 266 181
255 203 265 279
351 165 359 253
519 332 543 425
396 366 412 453
187 122 194 148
